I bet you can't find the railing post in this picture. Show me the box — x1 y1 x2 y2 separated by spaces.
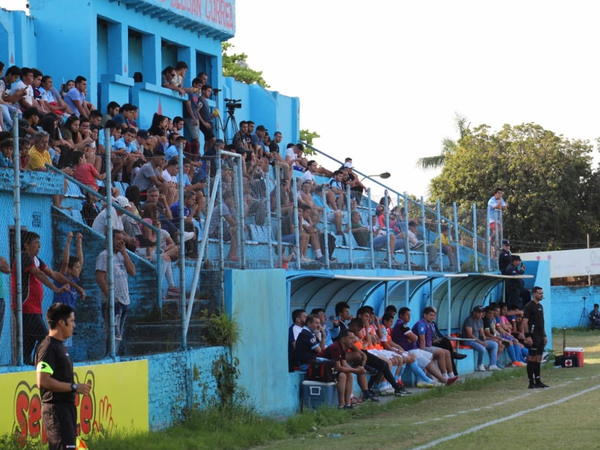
436 199 443 272
453 202 461 273
218 155 224 270
13 110 23 365
346 185 353 269
264 177 274 269
275 167 283 267
321 187 330 269
473 203 479 273
486 206 491 271
178 142 186 349
292 176 301 270
102 127 116 358
368 188 374 269
237 159 246 268
384 190 391 269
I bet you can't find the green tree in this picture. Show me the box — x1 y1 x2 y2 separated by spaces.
222 42 270 88
429 122 596 252
417 113 469 170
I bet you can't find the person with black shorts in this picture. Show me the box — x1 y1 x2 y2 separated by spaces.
522 286 548 389
35 303 91 450
197 84 216 154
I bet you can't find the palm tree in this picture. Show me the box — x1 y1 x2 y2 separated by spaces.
417 113 469 170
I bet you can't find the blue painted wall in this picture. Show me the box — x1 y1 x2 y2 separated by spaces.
550 286 597 329
224 268 299 417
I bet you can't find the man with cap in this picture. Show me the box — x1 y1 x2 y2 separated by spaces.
251 125 269 158
498 239 512 273
504 255 530 308
461 305 501 371
522 286 549 388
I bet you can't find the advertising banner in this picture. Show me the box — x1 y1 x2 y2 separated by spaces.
0 360 148 445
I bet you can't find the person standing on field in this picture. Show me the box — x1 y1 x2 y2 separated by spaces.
522 286 549 389
35 303 91 450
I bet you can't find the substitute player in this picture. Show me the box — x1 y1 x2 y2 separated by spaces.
522 286 549 389
35 303 91 450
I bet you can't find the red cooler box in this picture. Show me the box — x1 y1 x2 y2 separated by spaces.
564 347 584 367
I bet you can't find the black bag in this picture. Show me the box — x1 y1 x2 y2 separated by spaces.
306 360 336 382
554 354 579 368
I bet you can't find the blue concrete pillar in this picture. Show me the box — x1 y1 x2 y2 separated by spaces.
142 33 161 86
107 22 128 77
177 46 193 87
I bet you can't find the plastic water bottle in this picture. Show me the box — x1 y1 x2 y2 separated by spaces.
328 433 342 438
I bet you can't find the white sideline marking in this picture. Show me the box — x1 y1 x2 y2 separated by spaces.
408 383 600 450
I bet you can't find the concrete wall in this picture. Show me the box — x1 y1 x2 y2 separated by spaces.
550 285 597 328
224 268 299 417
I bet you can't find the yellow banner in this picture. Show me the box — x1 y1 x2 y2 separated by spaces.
0 360 148 445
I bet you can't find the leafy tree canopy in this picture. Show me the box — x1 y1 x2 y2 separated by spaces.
429 122 598 252
222 42 269 88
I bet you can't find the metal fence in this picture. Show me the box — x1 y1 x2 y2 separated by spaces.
2 138 502 366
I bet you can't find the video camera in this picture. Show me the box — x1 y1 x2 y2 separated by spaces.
225 98 242 112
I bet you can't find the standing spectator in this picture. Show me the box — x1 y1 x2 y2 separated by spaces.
504 255 530 308
35 303 91 450
198 84 216 153
11 231 84 364
498 239 512 273
161 66 185 96
52 232 85 350
183 77 202 157
63 76 94 118
488 187 507 244
95 230 136 355
461 305 500 372
0 256 9 342
522 286 549 389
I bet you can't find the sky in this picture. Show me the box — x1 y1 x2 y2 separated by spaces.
2 0 600 199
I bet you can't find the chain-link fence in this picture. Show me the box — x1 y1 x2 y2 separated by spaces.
2 143 503 366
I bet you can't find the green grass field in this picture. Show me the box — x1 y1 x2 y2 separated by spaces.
5 329 598 450
255 329 600 450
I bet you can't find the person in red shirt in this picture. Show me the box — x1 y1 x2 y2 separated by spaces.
317 329 377 408
12 231 84 364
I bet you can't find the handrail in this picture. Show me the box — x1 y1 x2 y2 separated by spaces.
300 141 498 266
45 164 164 307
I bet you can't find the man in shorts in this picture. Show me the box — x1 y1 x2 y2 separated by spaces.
522 286 549 389
197 84 216 154
35 303 91 450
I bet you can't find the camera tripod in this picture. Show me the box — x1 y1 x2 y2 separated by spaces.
221 107 239 145
578 296 589 327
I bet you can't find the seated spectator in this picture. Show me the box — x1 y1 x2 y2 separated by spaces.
101 101 120 127
0 138 14 168
132 150 172 201
590 303 600 329
72 150 105 191
292 314 326 370
63 76 94 118
347 318 408 396
299 204 328 263
487 304 527 366
81 191 100 227
461 305 500 372
141 187 178 237
208 190 239 261
169 190 200 259
30 69 50 114
280 211 304 262
39 75 72 116
232 120 252 157
164 132 186 161
423 307 467 376
347 211 399 265
11 67 35 111
342 160 365 204
392 307 458 386
284 143 308 171
113 103 136 129
404 220 437 267
18 107 41 138
413 306 458 379
19 137 32 169
62 115 93 151
148 113 169 152
113 126 144 180
27 131 52 171
317 329 376 408
435 225 457 267
60 79 75 99
0 64 23 129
